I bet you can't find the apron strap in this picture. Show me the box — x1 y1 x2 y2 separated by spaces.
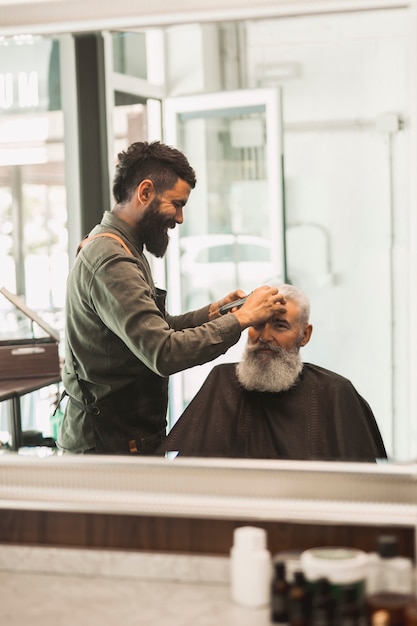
76 232 133 256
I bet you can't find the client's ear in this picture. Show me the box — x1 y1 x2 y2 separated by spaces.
300 324 313 347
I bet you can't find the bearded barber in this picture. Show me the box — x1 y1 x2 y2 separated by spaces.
57 140 285 454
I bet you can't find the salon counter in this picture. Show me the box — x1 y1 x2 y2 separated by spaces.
0 454 416 626
0 546 269 626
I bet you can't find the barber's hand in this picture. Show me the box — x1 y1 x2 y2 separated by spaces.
208 290 247 320
233 285 286 329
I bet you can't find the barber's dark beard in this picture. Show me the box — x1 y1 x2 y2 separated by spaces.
139 197 174 258
236 343 303 393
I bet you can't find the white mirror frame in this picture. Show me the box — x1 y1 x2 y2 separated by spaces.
1 455 417 534
0 0 411 36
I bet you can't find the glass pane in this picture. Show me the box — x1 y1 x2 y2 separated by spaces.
0 35 67 447
22 179 68 316
176 109 275 312
0 35 68 332
111 31 147 79
112 102 148 157
165 93 284 419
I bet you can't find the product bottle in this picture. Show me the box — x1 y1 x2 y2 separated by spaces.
366 535 414 626
288 570 311 626
337 583 362 626
230 525 271 608
310 577 335 626
367 535 413 595
271 561 289 624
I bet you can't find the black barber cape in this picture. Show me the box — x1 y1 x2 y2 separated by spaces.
158 363 387 462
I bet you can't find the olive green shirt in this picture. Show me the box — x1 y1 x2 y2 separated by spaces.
58 212 241 453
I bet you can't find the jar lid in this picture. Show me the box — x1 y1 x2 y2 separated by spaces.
301 547 368 584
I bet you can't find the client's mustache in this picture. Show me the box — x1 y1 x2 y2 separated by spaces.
248 342 283 354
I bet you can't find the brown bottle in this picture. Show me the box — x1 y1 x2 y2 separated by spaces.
271 561 289 624
288 571 311 626
366 536 413 626
367 595 410 626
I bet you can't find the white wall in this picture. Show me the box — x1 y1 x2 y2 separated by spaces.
246 9 413 459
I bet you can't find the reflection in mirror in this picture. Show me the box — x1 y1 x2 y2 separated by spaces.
0 4 415 463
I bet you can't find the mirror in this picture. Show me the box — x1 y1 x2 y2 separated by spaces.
0 1 415 463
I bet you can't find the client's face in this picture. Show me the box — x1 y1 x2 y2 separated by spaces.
236 300 305 393
247 299 305 352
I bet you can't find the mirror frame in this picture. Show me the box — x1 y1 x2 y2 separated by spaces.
1 0 411 36
1 454 417 528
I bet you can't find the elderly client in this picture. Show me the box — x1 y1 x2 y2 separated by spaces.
158 284 387 462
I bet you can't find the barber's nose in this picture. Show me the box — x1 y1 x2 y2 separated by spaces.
176 207 184 224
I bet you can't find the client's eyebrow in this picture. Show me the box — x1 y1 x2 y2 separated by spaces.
272 318 290 329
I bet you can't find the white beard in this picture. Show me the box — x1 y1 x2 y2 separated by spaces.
236 343 303 393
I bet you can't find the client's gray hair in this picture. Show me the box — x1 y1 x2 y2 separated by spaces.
275 283 310 327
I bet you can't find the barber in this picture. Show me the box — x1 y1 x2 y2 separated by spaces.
57 140 285 454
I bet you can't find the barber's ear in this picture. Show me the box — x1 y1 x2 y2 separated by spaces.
300 324 313 347
137 179 155 204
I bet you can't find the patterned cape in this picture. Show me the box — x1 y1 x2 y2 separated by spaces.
158 362 387 462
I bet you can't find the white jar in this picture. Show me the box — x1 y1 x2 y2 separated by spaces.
301 546 368 611
230 526 272 608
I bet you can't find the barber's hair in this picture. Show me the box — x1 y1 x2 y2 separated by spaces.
275 283 310 327
112 140 197 204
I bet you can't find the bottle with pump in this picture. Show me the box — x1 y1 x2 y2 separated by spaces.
230 525 271 608
271 561 289 624
366 535 414 626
